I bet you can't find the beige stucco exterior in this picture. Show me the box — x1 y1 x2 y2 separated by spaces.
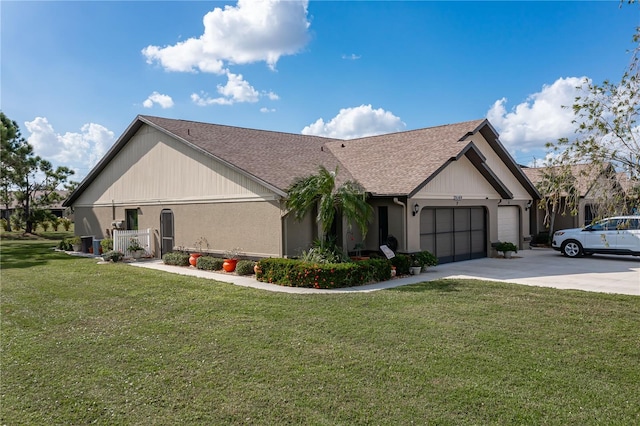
73 124 285 258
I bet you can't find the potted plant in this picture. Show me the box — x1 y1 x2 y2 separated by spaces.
189 237 209 266
409 258 422 275
415 250 438 271
70 236 82 252
127 238 145 259
223 247 243 272
496 241 518 259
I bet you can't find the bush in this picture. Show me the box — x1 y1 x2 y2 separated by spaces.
412 250 438 268
58 238 73 251
61 218 72 231
100 238 113 252
496 241 518 253
163 251 190 266
51 218 60 231
256 257 392 289
390 254 411 275
102 250 124 262
0 218 8 231
196 256 224 271
69 236 81 245
235 260 256 276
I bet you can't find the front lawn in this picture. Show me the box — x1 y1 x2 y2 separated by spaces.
1 239 639 424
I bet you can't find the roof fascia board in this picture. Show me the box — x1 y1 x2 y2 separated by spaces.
459 143 513 199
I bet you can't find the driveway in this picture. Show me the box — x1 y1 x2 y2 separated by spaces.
130 248 639 296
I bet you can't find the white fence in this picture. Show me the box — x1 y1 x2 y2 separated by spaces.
113 228 152 258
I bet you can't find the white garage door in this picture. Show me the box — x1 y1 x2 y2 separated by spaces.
498 206 520 245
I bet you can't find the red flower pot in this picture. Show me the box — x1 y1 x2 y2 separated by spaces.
223 258 238 272
189 253 202 267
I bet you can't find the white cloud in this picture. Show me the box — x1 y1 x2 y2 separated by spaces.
341 53 361 60
142 91 174 109
487 77 589 154
191 72 276 106
260 107 276 113
24 117 115 180
301 104 406 139
142 0 310 74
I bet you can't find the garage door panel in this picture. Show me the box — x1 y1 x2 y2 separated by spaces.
498 206 519 244
420 207 487 264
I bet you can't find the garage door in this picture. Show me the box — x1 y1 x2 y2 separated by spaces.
498 206 519 245
420 207 486 264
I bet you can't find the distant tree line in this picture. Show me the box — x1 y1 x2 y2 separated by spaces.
1 111 76 234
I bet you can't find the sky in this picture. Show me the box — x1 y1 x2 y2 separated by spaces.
2 0 638 183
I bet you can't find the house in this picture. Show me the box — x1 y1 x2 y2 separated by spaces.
522 163 637 232
1 190 69 222
63 115 540 264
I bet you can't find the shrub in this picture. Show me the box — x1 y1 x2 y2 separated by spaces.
0 218 8 231
70 236 81 246
196 256 224 271
51 218 60 231
102 250 124 262
41 221 51 232
61 218 72 231
58 238 73 251
496 241 518 253
235 260 256 276
163 251 190 266
390 254 411 275
101 238 113 252
412 250 438 268
300 238 349 264
256 257 392 289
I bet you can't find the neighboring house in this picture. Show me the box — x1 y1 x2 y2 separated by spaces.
63 115 539 264
1 190 69 221
522 163 633 232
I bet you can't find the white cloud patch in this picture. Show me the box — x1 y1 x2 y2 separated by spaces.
191 72 277 106
142 91 174 109
142 0 310 74
260 107 276 113
487 77 589 154
341 53 361 60
301 105 406 139
24 117 115 179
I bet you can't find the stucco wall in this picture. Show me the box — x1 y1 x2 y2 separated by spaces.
74 200 282 258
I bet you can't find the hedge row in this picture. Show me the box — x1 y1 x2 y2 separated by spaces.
255 258 392 289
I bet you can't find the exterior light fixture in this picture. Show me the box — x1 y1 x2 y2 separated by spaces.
412 203 420 216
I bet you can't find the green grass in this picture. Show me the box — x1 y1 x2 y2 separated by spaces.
2 239 639 425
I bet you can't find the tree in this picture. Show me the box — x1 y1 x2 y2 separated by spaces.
544 1 640 217
535 163 580 235
286 165 373 243
0 112 75 234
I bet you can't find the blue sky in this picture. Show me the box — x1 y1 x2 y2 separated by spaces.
2 0 638 182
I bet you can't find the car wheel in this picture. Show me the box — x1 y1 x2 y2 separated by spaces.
562 240 583 258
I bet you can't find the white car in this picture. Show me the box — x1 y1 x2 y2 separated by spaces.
552 216 640 258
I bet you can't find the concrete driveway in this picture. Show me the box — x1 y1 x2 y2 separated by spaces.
418 247 639 296
130 247 639 296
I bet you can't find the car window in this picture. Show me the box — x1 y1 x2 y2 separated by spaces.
590 220 609 231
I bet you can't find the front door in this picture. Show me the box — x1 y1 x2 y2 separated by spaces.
160 209 174 257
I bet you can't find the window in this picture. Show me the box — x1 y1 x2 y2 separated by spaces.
125 209 138 230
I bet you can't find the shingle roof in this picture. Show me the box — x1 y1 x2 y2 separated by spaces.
325 120 486 195
64 115 538 207
522 164 614 197
140 115 352 193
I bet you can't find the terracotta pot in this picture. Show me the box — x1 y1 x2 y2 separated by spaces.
189 253 202 266
254 263 261 275
223 258 238 272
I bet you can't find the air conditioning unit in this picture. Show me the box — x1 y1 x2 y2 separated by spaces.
111 220 124 229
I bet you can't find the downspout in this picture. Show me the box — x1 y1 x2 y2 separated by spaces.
393 197 408 252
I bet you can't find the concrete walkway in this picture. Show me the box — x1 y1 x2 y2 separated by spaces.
128 248 639 296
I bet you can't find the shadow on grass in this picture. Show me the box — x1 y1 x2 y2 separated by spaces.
391 279 460 293
0 240 78 270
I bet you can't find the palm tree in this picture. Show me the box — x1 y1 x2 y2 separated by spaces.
286 165 373 241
